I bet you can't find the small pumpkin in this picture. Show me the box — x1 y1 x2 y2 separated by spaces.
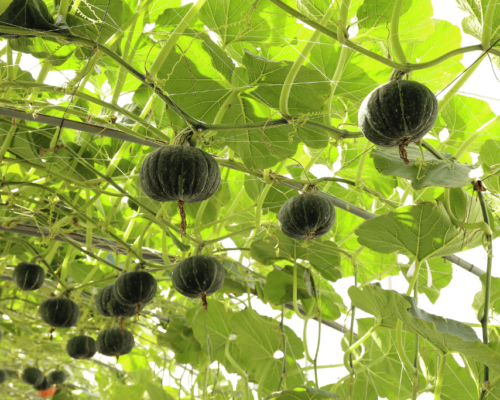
278 192 336 240
0 370 8 384
39 297 80 329
13 262 45 291
113 272 157 314
34 377 52 391
139 145 221 233
358 79 438 164
66 335 96 359
172 255 225 310
22 368 44 386
96 328 134 359
47 370 66 385
96 284 138 318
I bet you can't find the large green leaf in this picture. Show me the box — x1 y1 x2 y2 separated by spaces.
356 0 434 43
0 0 70 38
372 144 477 190
349 285 500 371
355 202 470 261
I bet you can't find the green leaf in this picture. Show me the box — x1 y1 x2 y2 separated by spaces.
146 383 175 400
0 0 70 38
264 264 313 304
349 285 500 371
157 316 204 366
250 231 341 281
110 384 147 400
479 139 500 195
356 0 434 43
372 144 477 190
232 309 305 395
355 202 472 261
265 385 339 399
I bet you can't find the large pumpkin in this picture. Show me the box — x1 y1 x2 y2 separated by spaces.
39 297 80 328
66 335 96 359
139 145 221 233
278 192 336 240
96 284 138 318
358 79 438 164
113 271 157 314
13 262 45 291
96 328 134 358
47 370 66 385
21 368 44 386
172 255 225 310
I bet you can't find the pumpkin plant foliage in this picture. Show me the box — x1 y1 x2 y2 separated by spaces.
1 0 500 399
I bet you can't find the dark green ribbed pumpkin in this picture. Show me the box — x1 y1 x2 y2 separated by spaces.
140 145 221 203
66 336 96 359
96 328 134 358
47 370 66 385
358 80 438 164
39 297 80 328
22 368 44 386
34 377 52 391
113 272 157 313
0 370 7 384
13 262 45 291
140 145 221 233
172 256 225 310
278 193 336 241
96 284 138 318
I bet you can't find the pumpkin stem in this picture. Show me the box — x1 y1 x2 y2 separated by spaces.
177 200 187 234
136 303 141 316
200 292 208 311
398 135 412 165
120 317 125 333
49 328 55 341
116 355 120 362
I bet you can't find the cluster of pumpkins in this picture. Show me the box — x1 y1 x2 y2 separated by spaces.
140 76 438 243
20 368 66 397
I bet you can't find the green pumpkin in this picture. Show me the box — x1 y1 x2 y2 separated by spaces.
22 368 44 386
96 328 134 358
139 145 221 203
172 256 225 310
13 262 45 291
112 272 157 312
0 370 8 384
96 284 138 318
39 297 80 328
47 370 66 385
278 193 336 240
33 377 52 391
358 79 438 164
66 336 96 359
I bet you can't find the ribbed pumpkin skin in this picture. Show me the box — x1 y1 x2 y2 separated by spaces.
47 370 66 385
39 297 80 328
34 378 52 391
278 193 336 241
13 262 45 291
139 146 221 203
96 328 134 357
0 370 7 384
113 272 157 307
96 285 137 317
358 80 438 147
22 368 44 386
172 256 225 298
66 336 96 359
